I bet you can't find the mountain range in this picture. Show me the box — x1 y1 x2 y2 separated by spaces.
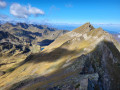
0 23 120 90
0 22 68 46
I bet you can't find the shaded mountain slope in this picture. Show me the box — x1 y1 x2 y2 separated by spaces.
0 31 21 44
0 23 120 90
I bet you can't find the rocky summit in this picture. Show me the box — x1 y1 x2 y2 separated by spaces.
0 23 120 90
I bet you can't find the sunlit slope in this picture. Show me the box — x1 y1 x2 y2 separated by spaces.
44 23 120 51
0 23 120 90
44 23 94 50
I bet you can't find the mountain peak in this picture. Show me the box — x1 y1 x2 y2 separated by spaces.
4 22 14 26
17 23 29 29
72 22 94 34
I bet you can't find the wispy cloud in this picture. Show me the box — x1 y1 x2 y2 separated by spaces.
10 3 45 18
0 0 7 8
65 3 73 8
0 14 8 19
50 5 60 11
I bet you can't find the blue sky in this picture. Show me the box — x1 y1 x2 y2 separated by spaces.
0 0 120 24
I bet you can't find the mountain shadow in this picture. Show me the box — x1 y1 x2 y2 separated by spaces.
20 47 77 64
5 47 77 73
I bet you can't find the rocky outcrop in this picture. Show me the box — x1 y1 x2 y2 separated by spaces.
30 44 41 53
0 71 5 76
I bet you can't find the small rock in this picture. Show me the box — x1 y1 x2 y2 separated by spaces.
0 71 5 76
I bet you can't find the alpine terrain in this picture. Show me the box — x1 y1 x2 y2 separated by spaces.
0 23 120 90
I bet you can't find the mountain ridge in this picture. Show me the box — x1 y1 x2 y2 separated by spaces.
0 23 120 90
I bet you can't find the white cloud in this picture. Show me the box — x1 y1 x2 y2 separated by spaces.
10 3 45 18
10 3 29 18
28 5 44 16
0 0 6 8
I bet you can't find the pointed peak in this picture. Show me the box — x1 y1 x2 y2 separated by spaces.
16 22 29 29
72 22 94 33
3 22 15 27
5 22 13 25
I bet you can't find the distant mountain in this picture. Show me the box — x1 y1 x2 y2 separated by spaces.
0 22 69 45
0 23 120 90
112 34 120 43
